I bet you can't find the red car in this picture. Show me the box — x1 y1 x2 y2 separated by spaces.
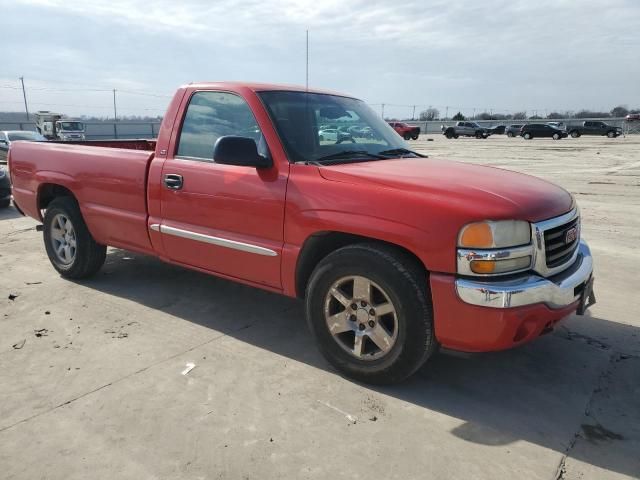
388 122 420 140
9 82 595 384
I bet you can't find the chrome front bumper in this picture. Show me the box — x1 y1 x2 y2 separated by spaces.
455 240 593 309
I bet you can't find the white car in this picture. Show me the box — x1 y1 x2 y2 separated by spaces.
318 128 339 141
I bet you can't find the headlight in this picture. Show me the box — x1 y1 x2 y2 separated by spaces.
457 220 533 276
458 220 531 248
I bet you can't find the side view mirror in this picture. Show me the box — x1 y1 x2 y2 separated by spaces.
213 136 272 169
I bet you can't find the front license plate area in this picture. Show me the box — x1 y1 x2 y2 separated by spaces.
577 276 596 315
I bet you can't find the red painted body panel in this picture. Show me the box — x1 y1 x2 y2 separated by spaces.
8 81 578 353
430 273 578 351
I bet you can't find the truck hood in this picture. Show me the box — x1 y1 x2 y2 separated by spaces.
318 157 573 222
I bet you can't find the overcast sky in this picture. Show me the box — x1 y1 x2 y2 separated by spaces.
2 0 639 119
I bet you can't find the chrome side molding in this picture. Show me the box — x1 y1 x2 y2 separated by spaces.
149 223 277 257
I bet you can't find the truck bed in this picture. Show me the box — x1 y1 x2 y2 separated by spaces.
10 141 155 253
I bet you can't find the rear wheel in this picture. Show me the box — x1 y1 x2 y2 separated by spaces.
475 131 483 139
453 134 459 139
523 132 532 140
305 244 436 384
607 130 616 138
411 134 419 140
507 131 514 138
552 132 561 140
403 133 412 140
43 197 106 279
570 130 580 138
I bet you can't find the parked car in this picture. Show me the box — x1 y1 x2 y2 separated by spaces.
505 124 524 137
520 124 568 140
487 125 506 135
625 113 640 121
318 128 353 143
388 122 420 140
9 82 595 384
441 121 489 139
0 130 47 163
567 121 622 138
0 164 10 208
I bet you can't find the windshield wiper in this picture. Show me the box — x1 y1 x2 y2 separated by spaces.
311 150 386 164
377 148 427 158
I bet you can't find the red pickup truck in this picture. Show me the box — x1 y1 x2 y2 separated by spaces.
8 82 595 384
388 122 420 140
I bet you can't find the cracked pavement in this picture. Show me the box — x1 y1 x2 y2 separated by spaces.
1 136 639 479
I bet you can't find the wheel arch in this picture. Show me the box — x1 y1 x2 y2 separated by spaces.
294 231 427 299
37 183 78 219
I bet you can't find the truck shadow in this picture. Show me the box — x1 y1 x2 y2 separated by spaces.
0 204 23 221
81 248 639 478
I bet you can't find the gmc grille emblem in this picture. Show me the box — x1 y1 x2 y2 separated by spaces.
565 226 578 244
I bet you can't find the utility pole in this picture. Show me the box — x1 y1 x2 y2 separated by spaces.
113 89 118 121
381 103 385 119
412 105 416 120
445 106 449 120
19 76 29 120
305 30 309 91
472 108 476 119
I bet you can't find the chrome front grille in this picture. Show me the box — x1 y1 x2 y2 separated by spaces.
532 207 581 277
543 216 580 268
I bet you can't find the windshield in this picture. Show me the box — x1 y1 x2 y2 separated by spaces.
58 122 84 131
258 91 409 163
7 131 47 141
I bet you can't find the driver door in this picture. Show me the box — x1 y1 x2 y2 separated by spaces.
158 90 287 289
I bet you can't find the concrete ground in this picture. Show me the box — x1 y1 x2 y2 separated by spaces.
1 135 639 480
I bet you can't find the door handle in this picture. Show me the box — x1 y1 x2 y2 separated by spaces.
164 174 183 190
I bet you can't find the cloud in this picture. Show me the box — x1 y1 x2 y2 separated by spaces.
2 0 639 118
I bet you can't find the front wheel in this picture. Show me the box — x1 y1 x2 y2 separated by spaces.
507 131 514 138
607 130 616 138
305 243 436 384
552 132 561 140
523 132 532 140
403 133 412 140
411 134 419 140
43 196 106 279
570 131 580 138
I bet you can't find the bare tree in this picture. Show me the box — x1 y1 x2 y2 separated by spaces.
419 107 440 121
610 105 629 117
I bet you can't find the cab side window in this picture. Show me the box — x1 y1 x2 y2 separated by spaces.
177 91 262 161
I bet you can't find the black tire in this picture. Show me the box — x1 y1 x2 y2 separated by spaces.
403 133 411 140
475 131 483 139
0 198 10 208
523 132 532 140
507 131 514 138
305 243 436 384
606 130 616 138
570 130 580 138
453 134 459 139
43 196 106 279
552 132 561 140
445 129 454 139
411 134 419 140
